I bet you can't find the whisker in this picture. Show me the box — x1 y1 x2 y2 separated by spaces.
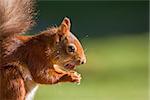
80 34 89 40
84 48 88 53
79 34 89 53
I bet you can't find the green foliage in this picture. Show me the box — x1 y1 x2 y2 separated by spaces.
35 34 148 100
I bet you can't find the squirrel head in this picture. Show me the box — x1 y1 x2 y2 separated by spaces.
47 17 86 70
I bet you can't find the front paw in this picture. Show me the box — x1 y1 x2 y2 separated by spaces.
69 71 81 83
59 71 81 83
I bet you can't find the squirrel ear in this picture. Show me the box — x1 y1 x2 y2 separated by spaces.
59 17 71 34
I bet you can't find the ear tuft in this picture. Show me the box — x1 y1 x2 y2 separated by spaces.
59 17 71 34
63 17 71 28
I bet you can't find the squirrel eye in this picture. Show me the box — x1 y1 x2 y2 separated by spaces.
67 44 76 54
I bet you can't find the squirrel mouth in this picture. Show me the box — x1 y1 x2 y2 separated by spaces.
64 63 76 70
54 63 76 73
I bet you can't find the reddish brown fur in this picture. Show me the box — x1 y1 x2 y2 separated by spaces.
0 65 26 100
0 27 86 99
0 0 86 100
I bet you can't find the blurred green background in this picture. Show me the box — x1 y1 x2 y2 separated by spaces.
33 1 148 100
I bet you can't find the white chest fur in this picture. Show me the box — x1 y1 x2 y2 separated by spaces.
25 85 39 100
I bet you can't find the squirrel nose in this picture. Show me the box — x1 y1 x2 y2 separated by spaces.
80 58 86 65
81 61 85 64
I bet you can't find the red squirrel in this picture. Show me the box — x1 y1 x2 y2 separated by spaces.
0 0 86 100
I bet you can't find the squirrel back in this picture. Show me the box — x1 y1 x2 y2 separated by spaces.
0 0 35 39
